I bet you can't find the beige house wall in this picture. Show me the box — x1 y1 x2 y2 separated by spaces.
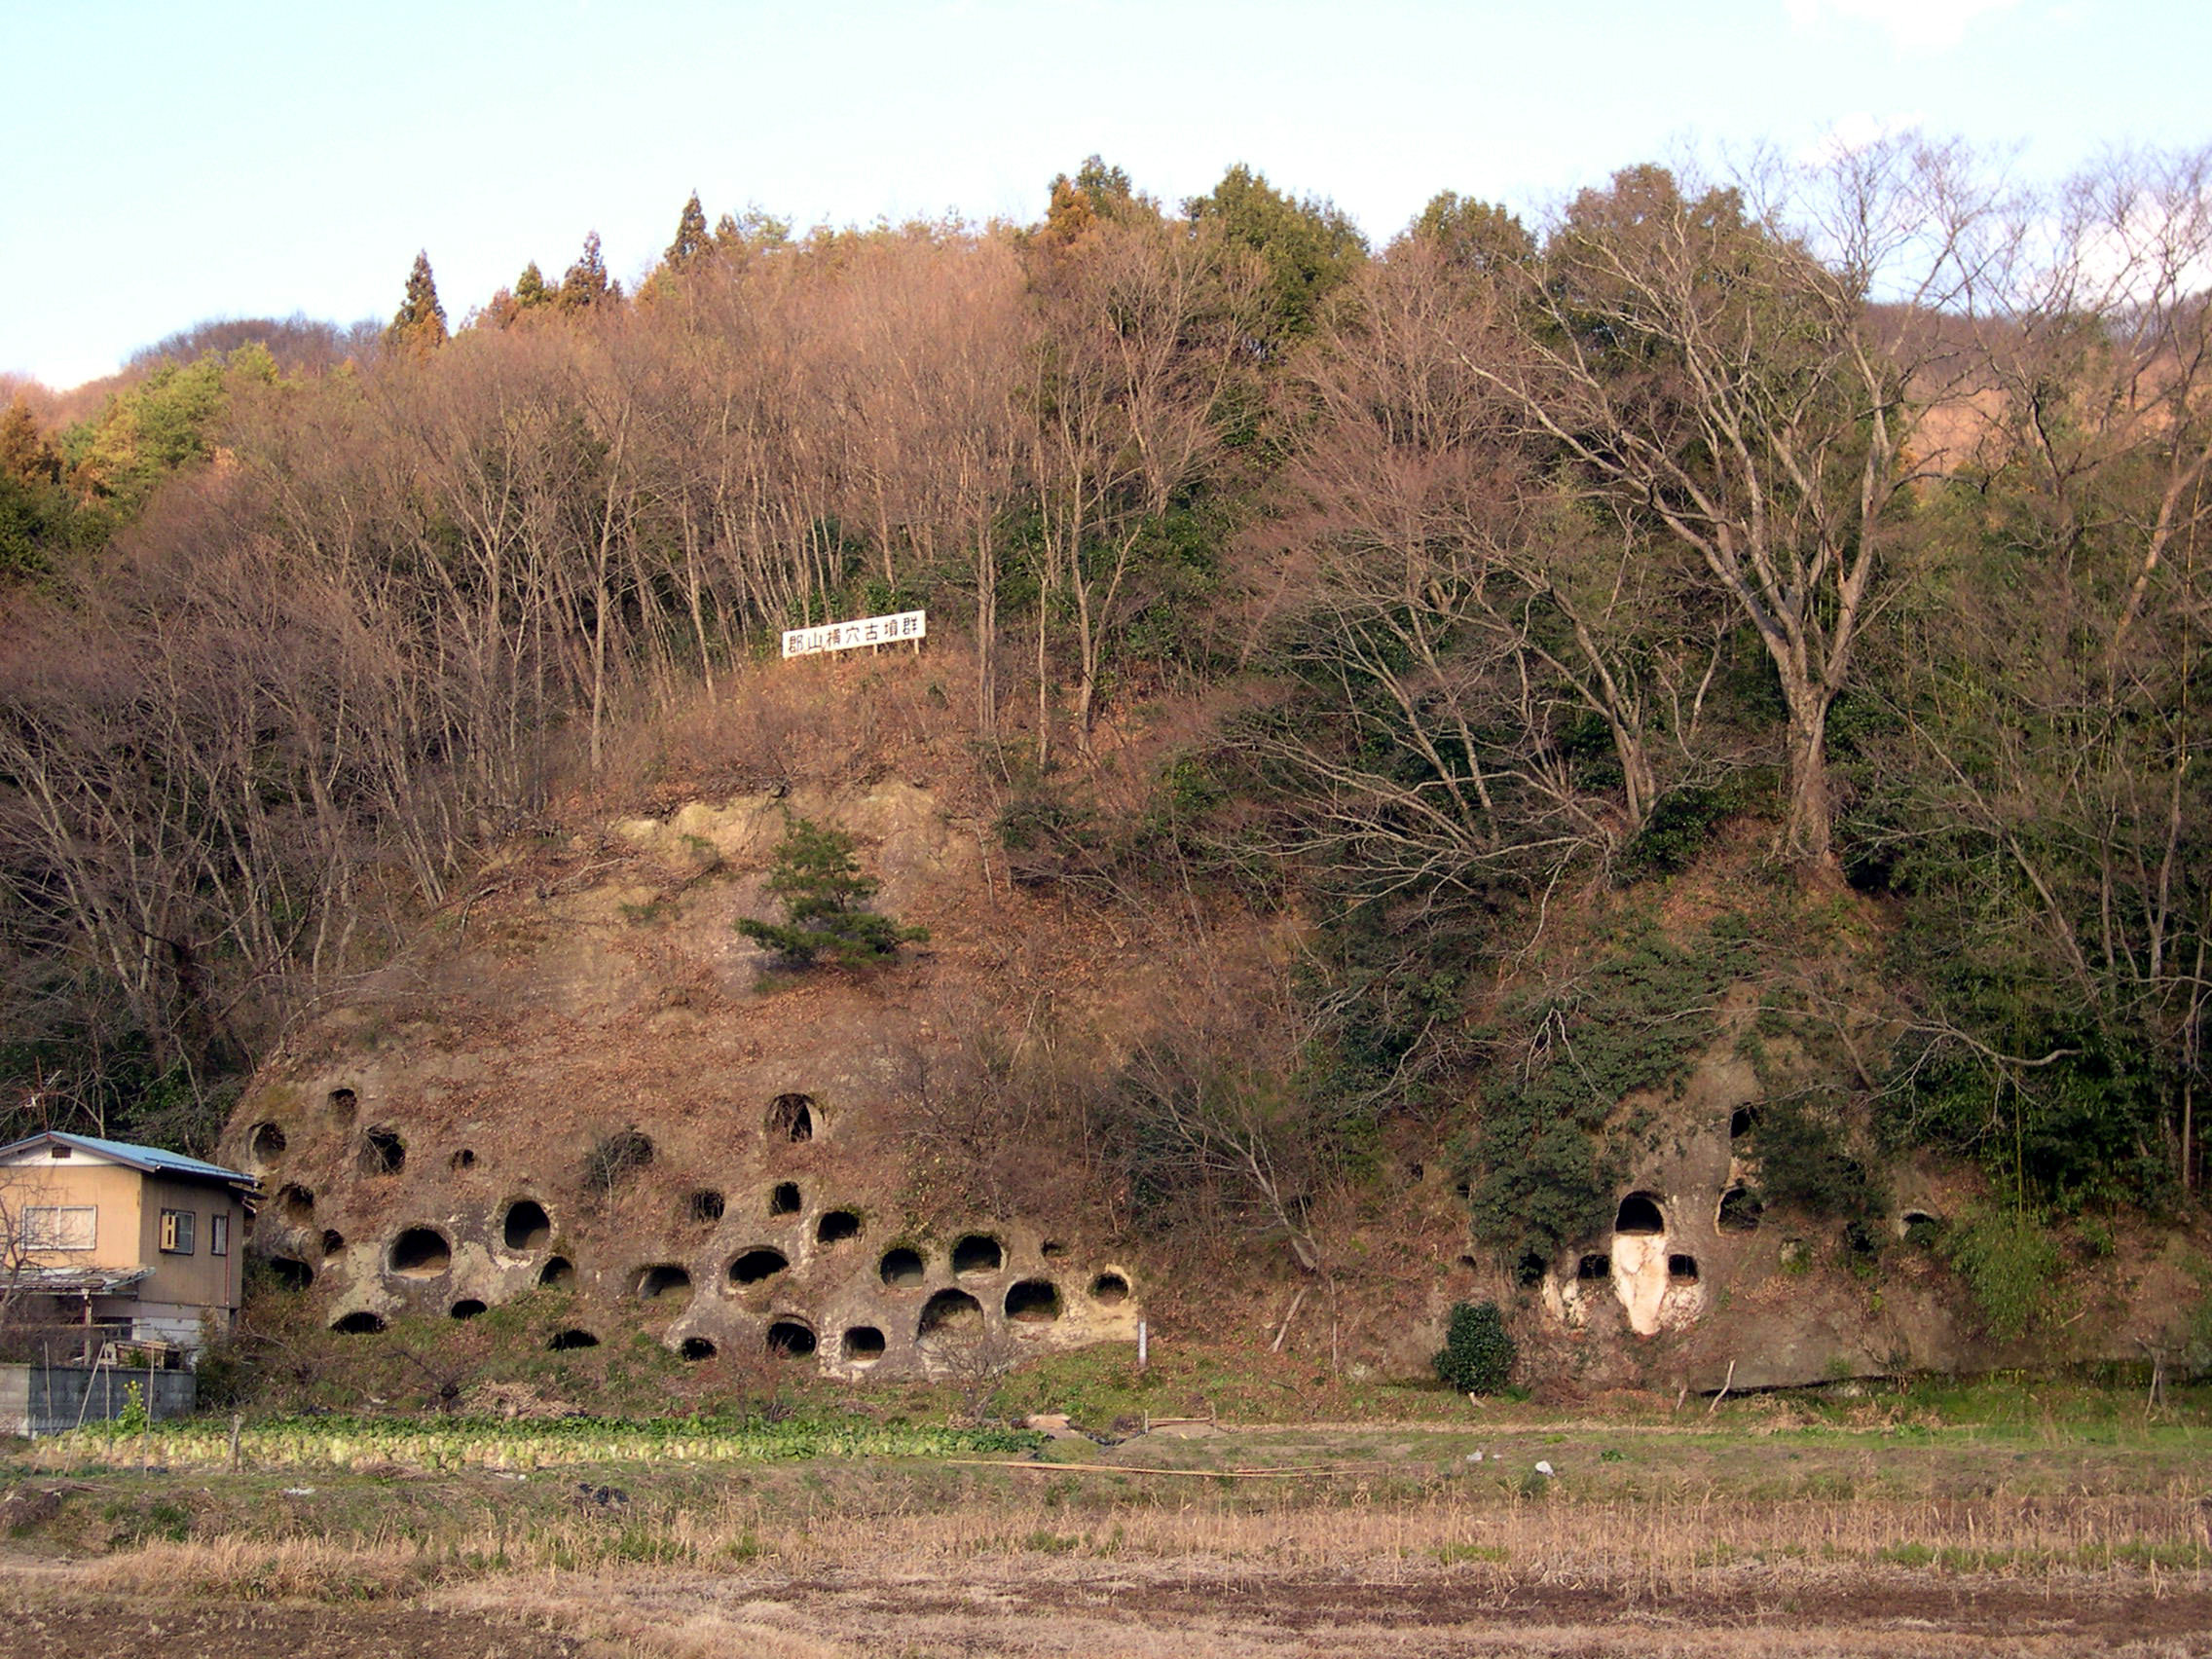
3 1152 246 1329
3 1161 144 1272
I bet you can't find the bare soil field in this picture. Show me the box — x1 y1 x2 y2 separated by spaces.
6 1403 2211 1657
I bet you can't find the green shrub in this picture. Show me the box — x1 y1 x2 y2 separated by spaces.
1944 1206 2064 1341
1433 1301 1517 1394
736 817 927 967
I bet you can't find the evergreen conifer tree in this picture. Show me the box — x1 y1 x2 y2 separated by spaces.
735 818 928 968
387 251 449 352
559 232 614 313
665 193 710 270
514 260 551 310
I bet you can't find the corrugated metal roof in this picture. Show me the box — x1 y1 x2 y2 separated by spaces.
0 1130 255 1188
14 1265 152 1294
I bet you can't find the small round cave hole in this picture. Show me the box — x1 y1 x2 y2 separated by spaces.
1041 1239 1066 1261
636 1263 692 1300
1089 1271 1130 1306
450 1299 487 1320
539 1255 575 1289
326 1087 357 1124
1717 1187 1763 1234
879 1246 925 1288
729 1247 790 1285
547 1328 600 1350
502 1199 552 1252
1005 1279 1062 1322
1902 1209 1943 1247
1730 1105 1761 1139
388 1227 452 1278
1668 1254 1700 1283
331 1310 386 1335
450 1148 476 1172
584 1128 653 1192
679 1336 718 1360
766 1319 817 1357
918 1287 983 1346
1576 1253 1611 1281
358 1125 405 1176
842 1325 886 1365
816 1209 861 1244
320 1229 345 1257
769 1181 801 1217
267 1256 313 1292
249 1123 287 1162
951 1234 1003 1275
686 1189 725 1224
768 1092 817 1142
278 1183 315 1227
1614 1193 1666 1235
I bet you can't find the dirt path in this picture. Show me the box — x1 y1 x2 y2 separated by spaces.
14 1562 2210 1659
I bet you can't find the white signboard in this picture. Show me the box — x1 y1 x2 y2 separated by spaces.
781 608 927 659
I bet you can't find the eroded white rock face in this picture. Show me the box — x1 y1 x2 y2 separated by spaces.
1611 1232 1673 1336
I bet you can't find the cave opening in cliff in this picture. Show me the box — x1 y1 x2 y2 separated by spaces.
842 1326 886 1365
636 1263 691 1300
268 1257 313 1291
503 1199 552 1252
769 1181 801 1216
388 1227 451 1277
539 1255 575 1288
1668 1253 1700 1282
1089 1271 1129 1306
450 1148 476 1171
278 1183 314 1226
729 1247 790 1285
918 1288 983 1345
249 1123 287 1161
1576 1253 1610 1281
327 1087 357 1124
547 1328 600 1350
952 1234 1003 1275
331 1310 386 1335
1730 1105 1761 1139
1902 1209 1942 1247
766 1319 817 1357
1717 1187 1763 1233
1005 1279 1062 1322
817 1209 861 1244
1614 1193 1666 1235
320 1229 345 1256
358 1125 406 1176
879 1246 925 1287
680 1337 717 1360
687 1189 725 1224
450 1299 487 1319
769 1093 817 1142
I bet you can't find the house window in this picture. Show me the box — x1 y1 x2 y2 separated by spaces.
21 1205 96 1250
160 1208 196 1254
210 1212 230 1256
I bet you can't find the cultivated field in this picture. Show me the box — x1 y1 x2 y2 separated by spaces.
5 1383 2210 1657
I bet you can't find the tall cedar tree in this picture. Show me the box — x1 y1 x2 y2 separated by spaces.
559 231 615 312
665 193 710 270
735 818 928 967
387 251 449 352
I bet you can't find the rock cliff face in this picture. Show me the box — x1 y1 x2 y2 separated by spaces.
223 782 1140 1381
225 776 2201 1396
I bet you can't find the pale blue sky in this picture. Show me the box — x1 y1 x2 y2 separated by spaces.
4 0 2204 388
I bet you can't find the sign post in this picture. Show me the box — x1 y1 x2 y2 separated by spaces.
781 609 927 660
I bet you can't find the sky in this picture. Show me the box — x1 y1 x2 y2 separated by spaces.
3 0 2206 390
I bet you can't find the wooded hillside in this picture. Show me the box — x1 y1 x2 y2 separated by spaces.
3 140 2208 1279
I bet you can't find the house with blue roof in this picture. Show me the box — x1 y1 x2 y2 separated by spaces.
1 1130 258 1360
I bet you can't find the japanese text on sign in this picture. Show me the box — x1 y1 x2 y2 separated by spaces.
781 609 927 659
